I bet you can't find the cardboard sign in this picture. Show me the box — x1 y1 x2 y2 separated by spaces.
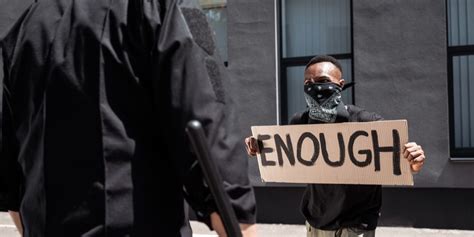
251 120 413 186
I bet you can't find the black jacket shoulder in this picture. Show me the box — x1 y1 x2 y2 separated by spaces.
345 105 384 122
289 111 308 125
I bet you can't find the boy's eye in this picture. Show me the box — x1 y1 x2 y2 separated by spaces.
320 78 331 83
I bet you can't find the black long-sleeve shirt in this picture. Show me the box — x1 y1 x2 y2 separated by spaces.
0 0 256 236
291 105 383 231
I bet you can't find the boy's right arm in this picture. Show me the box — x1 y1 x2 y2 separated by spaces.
244 137 259 157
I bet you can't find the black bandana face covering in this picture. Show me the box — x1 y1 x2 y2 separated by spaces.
304 82 344 123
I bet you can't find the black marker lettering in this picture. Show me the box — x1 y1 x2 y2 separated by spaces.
320 133 345 167
274 134 295 166
371 129 401 175
349 131 372 167
257 134 275 166
296 132 319 166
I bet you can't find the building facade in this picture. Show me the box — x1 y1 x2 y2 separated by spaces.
225 0 474 230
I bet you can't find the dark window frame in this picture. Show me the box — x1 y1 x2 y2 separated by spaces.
277 0 354 125
446 0 474 159
447 46 474 158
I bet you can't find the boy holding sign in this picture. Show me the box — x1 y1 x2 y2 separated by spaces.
245 55 425 237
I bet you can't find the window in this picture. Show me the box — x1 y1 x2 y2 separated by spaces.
447 0 474 158
200 0 228 64
279 0 353 124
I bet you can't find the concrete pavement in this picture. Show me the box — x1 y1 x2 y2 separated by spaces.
190 222 474 237
1 213 474 236
1 213 19 237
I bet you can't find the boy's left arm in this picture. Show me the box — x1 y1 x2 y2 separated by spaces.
403 142 425 173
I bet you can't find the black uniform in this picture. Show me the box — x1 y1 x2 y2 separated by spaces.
290 105 383 231
0 0 256 236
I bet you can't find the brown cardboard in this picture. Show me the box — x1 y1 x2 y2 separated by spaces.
251 120 413 186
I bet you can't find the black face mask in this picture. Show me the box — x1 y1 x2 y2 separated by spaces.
304 82 346 123
304 82 342 104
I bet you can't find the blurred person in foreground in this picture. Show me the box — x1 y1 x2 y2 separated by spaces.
245 55 425 237
0 0 256 236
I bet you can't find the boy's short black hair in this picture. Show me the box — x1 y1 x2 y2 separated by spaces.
305 55 343 74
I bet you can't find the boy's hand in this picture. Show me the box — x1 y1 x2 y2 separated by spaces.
403 142 425 173
245 137 259 156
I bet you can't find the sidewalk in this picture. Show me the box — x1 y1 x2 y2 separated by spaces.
1 213 474 236
0 213 20 237
190 221 474 237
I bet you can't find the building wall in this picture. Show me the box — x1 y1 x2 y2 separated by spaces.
226 0 474 229
353 0 474 188
227 0 474 189
227 0 278 185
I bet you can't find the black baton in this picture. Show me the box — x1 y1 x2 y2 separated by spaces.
186 120 242 237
